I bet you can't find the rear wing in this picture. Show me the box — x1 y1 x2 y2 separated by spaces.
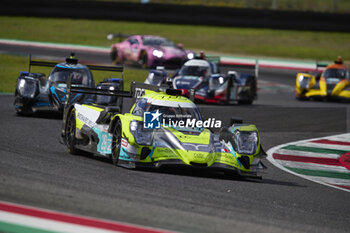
107 33 133 41
28 54 124 75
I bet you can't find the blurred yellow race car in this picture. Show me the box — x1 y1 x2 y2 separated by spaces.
295 57 350 102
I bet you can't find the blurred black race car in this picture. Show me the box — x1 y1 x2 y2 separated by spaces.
145 57 258 104
14 54 123 115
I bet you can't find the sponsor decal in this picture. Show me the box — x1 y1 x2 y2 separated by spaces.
143 111 221 129
134 87 145 98
121 138 129 148
77 112 96 128
143 110 162 129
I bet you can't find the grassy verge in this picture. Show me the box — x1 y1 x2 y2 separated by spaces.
0 16 349 61
0 54 147 93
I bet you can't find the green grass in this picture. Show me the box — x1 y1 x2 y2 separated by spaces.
0 16 349 61
0 54 147 93
1 15 350 92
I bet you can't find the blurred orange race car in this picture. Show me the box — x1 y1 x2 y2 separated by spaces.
295 57 350 102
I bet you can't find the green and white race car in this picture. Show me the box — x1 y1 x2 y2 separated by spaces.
61 80 266 178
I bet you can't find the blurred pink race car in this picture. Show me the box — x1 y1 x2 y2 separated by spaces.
109 34 195 69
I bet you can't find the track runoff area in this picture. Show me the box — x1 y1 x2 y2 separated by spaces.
0 38 349 232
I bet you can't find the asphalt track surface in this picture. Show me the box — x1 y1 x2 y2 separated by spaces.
0 46 350 233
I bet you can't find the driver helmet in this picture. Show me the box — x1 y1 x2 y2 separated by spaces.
335 56 343 64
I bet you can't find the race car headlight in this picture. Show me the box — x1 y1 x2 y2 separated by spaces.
298 75 304 82
187 52 194 60
17 78 38 98
19 79 26 89
130 120 153 146
152 49 164 58
298 75 310 89
232 130 258 155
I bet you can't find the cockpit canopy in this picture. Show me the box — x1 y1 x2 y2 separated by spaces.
48 66 93 86
178 59 216 77
323 68 350 79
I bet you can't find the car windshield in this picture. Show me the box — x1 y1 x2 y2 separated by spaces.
49 67 92 86
323 68 349 79
179 65 210 77
142 37 175 47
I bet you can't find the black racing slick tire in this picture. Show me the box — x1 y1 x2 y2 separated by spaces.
65 109 80 155
139 51 148 69
110 47 119 64
110 119 122 166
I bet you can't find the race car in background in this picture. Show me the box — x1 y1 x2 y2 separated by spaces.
295 57 350 102
61 81 266 178
144 66 170 86
14 54 123 115
108 33 195 69
145 57 258 104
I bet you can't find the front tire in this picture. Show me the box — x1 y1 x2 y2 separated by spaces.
110 47 119 64
65 109 79 155
139 51 148 68
110 119 122 166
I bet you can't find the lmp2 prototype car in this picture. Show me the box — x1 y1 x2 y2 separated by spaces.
145 58 258 104
109 34 195 69
61 80 266 178
14 54 123 115
295 57 350 102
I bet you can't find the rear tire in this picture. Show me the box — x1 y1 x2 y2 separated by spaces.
110 119 122 166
